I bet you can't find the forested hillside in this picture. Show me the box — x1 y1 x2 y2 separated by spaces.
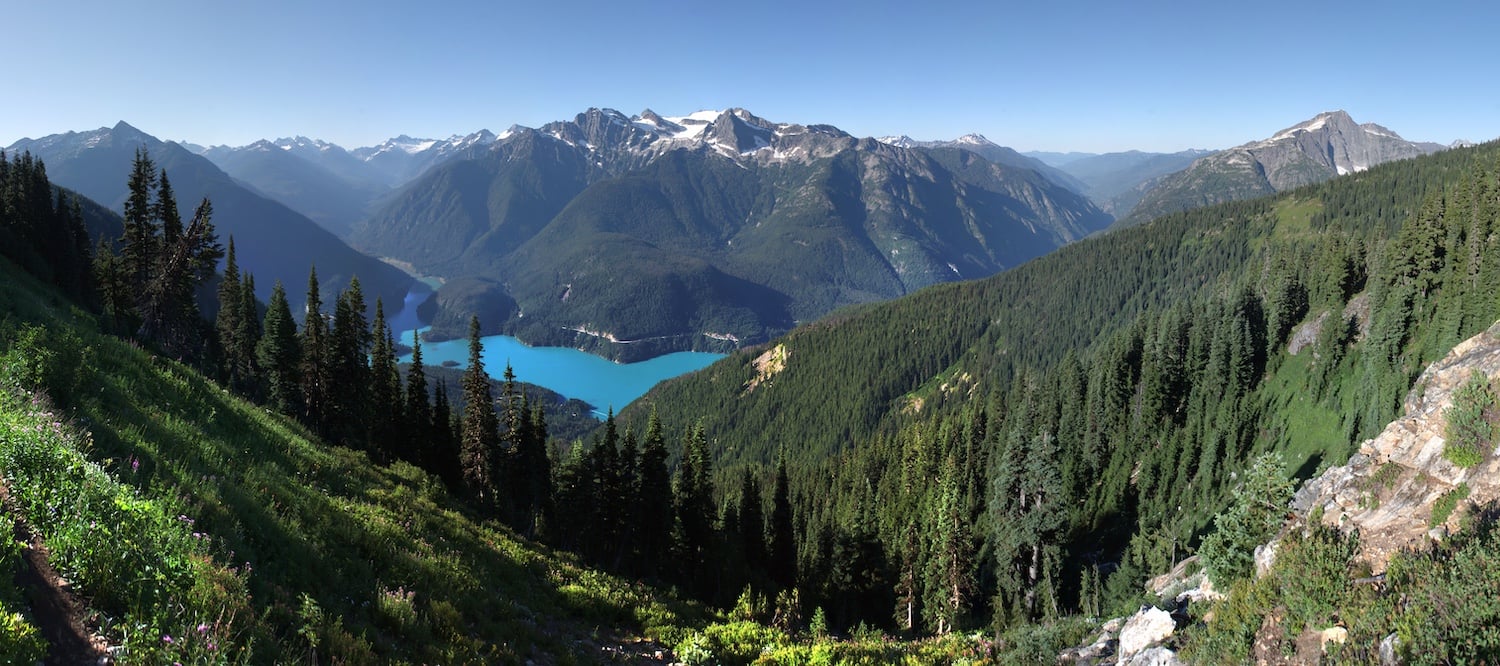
610 140 1500 641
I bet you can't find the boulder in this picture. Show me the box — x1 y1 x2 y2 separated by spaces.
1319 626 1348 652
1116 606 1175 666
1254 541 1278 578
1123 647 1181 666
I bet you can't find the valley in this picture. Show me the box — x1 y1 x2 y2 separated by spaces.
3 103 1497 665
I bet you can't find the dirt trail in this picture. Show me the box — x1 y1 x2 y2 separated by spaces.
1 479 108 665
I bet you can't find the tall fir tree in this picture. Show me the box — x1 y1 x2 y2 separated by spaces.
737 468 767 584
216 237 247 389
403 330 432 466
328 277 371 448
120 148 157 290
636 410 674 579
459 316 500 505
431 379 461 490
300 267 331 434
368 299 403 464
767 454 797 591
257 281 301 414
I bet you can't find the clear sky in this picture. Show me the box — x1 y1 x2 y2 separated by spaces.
4 0 1496 153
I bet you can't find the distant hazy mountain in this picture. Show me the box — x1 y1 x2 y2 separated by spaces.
351 131 499 187
1056 149 1213 217
1122 111 1444 226
354 108 1112 360
877 134 1088 193
8 122 414 317
1023 151 1098 167
198 140 391 237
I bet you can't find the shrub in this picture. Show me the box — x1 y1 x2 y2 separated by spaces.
1430 483 1471 527
1442 370 1495 468
1200 454 1295 585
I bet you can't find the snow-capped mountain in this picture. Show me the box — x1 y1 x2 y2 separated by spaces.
877 132 1085 192
351 130 498 186
1124 110 1446 226
349 107 1113 360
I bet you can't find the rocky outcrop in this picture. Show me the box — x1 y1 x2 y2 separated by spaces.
1291 320 1500 572
1116 607 1177 665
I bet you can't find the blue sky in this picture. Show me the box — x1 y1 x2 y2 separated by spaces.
4 0 1496 153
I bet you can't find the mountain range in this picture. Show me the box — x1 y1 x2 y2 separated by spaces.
1121 110 1446 225
349 108 1113 359
5 122 415 317
21 108 1448 363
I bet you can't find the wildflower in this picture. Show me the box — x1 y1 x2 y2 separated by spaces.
131 457 139 473
162 635 174 644
198 623 210 633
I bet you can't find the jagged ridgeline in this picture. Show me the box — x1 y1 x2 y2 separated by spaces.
621 140 1500 633
350 109 1111 360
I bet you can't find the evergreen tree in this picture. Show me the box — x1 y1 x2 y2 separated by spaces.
121 148 158 290
431 380 461 490
736 468 766 584
328 278 372 448
299 267 331 434
368 299 403 464
459 316 500 505
767 454 797 591
238 272 261 396
674 423 716 594
216 237 247 389
636 410 674 579
403 330 433 466
256 281 301 414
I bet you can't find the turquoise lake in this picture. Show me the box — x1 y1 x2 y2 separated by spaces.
397 329 724 417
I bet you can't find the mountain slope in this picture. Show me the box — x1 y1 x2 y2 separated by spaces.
7 122 414 316
1056 149 1211 216
880 133 1089 193
0 254 709 663
629 140 1500 469
1122 111 1443 226
199 140 390 238
354 108 1112 359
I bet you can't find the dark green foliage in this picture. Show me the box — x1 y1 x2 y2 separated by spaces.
766 456 796 591
611 140 1500 636
0 151 95 303
299 267 331 433
217 238 261 394
1443 370 1495 467
459 316 499 504
257 281 301 414
1199 454 1294 586
368 299 402 465
1430 483 1471 527
327 277 371 448
402 330 432 466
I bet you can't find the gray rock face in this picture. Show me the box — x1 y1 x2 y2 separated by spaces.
1292 319 1500 572
1125 111 1443 225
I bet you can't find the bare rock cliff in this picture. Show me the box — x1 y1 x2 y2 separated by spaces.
1292 320 1500 571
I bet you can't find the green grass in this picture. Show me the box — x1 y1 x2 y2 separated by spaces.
1272 197 1324 238
0 257 712 663
1256 351 1350 479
